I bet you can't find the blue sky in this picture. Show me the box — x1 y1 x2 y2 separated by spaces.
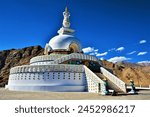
0 0 149 63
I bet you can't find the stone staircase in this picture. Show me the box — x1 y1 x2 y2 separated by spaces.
95 72 126 93
84 66 127 94
100 67 127 93
84 66 107 95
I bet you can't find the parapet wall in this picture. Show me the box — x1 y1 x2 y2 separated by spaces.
10 64 84 74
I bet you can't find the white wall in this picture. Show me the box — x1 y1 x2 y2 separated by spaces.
8 72 87 86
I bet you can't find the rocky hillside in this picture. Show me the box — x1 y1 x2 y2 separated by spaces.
101 60 150 87
0 46 44 87
0 45 149 87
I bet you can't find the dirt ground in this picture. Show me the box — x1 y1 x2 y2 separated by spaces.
0 88 150 100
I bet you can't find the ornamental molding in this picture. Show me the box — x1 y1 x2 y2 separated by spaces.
10 64 84 74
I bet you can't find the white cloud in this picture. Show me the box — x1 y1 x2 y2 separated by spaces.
89 53 95 55
127 51 136 55
137 52 148 56
94 49 99 52
116 47 125 51
138 61 150 64
96 52 108 57
100 57 104 60
108 48 116 52
109 47 125 52
94 51 98 55
139 40 146 44
108 56 131 63
82 47 94 53
82 47 106 57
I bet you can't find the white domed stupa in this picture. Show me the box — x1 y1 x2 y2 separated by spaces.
6 7 127 95
45 7 82 54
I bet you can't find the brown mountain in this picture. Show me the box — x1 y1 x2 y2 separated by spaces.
138 62 150 66
101 60 150 87
0 46 149 87
0 46 44 87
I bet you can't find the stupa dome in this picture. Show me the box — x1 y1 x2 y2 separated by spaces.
45 6 82 53
49 34 82 52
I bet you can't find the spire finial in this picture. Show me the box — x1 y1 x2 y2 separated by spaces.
63 6 70 28
57 6 75 35
65 6 68 13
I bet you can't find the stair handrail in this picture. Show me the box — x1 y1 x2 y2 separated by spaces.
100 67 126 93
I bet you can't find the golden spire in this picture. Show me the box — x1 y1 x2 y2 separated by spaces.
65 6 69 13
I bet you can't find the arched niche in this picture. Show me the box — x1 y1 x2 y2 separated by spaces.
69 43 80 53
